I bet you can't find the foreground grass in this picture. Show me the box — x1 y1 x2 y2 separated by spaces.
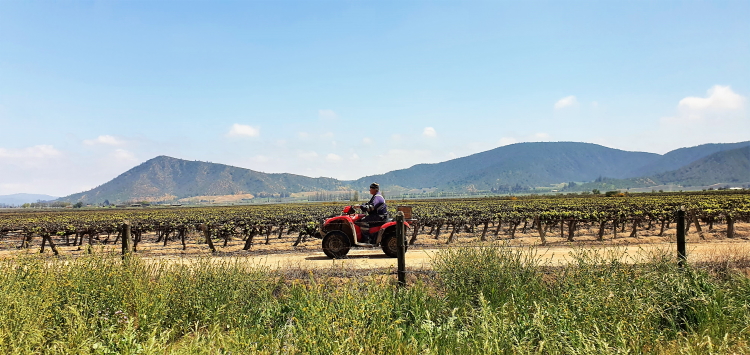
0 247 748 354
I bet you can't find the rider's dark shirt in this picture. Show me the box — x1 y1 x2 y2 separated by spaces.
362 192 387 219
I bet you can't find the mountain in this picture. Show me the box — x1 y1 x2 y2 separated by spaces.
57 141 750 204
0 193 58 206
572 146 750 191
351 142 663 190
630 141 750 177
59 156 348 204
651 146 750 186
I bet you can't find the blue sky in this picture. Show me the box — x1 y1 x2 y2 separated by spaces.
1 1 748 196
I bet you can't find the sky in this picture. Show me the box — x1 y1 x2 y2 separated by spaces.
1 1 748 197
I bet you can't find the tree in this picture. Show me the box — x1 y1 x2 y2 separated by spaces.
592 189 601 195
73 202 84 208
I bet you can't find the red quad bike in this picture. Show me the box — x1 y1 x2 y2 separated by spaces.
317 205 410 259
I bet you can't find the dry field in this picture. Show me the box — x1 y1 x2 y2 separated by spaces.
1 221 747 270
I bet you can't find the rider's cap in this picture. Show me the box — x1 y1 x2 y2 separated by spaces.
369 182 379 190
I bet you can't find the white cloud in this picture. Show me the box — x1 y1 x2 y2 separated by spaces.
554 95 578 109
362 137 373 145
112 149 137 162
391 134 402 141
0 145 61 159
662 85 748 124
326 153 342 162
298 132 310 139
679 85 745 111
349 153 360 161
374 149 435 173
321 132 334 139
83 135 124 146
534 132 550 139
318 109 338 120
227 124 260 138
423 127 437 137
0 145 69 195
498 137 518 146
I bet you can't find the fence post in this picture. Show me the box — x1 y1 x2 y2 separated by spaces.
396 211 406 288
676 207 686 266
122 221 132 256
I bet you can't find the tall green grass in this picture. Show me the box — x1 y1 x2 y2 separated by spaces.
0 247 748 354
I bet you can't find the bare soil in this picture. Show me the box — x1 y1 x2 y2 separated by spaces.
1 222 747 269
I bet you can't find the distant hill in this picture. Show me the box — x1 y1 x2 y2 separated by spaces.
57 141 750 204
630 141 750 177
0 193 58 206
573 146 750 191
59 156 348 204
652 146 750 186
351 142 662 190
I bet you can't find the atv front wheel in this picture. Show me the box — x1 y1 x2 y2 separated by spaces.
381 232 407 258
322 231 351 259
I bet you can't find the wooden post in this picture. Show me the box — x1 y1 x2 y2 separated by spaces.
180 228 187 250
726 214 735 238
396 211 406 288
676 208 686 266
122 222 132 256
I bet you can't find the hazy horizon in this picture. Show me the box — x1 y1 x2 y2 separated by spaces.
2 1 748 196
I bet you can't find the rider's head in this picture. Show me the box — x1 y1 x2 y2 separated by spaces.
369 182 379 195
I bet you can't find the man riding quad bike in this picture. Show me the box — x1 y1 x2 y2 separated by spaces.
317 183 410 258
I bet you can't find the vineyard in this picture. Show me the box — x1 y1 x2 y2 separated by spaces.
1 191 749 255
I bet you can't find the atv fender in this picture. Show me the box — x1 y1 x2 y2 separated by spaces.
375 221 410 244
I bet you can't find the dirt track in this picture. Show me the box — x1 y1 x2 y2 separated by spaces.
2 222 748 270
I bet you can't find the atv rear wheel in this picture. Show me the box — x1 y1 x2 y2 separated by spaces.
322 231 351 259
381 231 407 258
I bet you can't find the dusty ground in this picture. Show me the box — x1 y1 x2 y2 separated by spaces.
1 222 748 269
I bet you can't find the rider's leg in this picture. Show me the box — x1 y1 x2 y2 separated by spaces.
362 215 385 244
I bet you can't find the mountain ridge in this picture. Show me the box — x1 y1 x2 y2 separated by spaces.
0 193 59 206
57 141 750 204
